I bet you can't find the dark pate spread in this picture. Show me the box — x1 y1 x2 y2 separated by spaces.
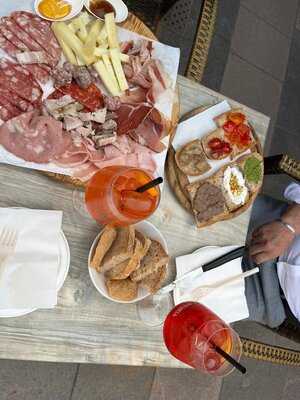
193 182 226 222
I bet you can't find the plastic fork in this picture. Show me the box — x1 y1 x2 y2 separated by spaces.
0 228 18 267
187 267 259 301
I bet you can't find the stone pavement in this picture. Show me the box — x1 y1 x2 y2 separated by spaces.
1 0 300 399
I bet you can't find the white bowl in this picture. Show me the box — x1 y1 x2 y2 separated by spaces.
88 221 168 304
34 0 85 22
84 0 128 23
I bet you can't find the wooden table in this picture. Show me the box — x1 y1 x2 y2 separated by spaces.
0 76 269 367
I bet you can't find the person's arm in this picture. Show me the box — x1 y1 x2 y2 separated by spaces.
249 184 300 263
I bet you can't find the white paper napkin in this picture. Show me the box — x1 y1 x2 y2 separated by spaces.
174 246 249 323
0 208 62 309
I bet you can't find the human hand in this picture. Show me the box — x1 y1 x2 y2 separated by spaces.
249 221 294 264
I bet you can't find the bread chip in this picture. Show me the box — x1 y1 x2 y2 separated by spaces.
140 264 167 294
130 240 169 282
106 278 138 301
100 226 135 272
105 238 143 280
90 225 117 272
175 139 211 176
214 108 243 127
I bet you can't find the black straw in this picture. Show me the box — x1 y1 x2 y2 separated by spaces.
214 344 246 375
136 177 163 193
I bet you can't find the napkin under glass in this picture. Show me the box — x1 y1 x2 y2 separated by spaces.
0 208 62 309
174 246 249 323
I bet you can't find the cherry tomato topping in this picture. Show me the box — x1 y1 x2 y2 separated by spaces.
223 120 236 133
208 138 223 150
236 123 250 136
228 112 246 125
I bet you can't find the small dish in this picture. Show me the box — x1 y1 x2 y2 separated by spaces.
88 221 169 304
84 0 128 23
34 0 85 22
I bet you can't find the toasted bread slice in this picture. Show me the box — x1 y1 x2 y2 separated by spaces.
130 240 169 282
214 108 243 127
186 176 228 228
106 278 138 301
202 128 232 160
106 230 152 279
100 226 135 273
175 139 211 176
237 152 263 193
90 225 117 272
140 264 167 294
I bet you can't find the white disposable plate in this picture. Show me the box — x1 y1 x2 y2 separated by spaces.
88 220 168 304
84 0 128 23
34 0 85 22
0 231 70 318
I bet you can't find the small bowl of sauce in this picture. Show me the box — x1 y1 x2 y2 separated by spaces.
85 0 128 23
34 0 85 21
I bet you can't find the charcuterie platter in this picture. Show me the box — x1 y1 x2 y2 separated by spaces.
166 103 264 228
0 2 180 187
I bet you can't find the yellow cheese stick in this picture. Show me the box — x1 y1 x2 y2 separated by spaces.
83 20 102 59
105 13 119 49
94 48 129 63
52 22 94 65
110 48 129 91
102 53 120 92
52 32 77 65
94 60 120 96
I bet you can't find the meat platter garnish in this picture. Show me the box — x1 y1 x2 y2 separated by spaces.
0 10 179 181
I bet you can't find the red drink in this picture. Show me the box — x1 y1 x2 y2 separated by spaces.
163 302 242 376
85 166 160 226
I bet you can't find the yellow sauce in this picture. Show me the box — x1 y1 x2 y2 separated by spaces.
38 0 71 20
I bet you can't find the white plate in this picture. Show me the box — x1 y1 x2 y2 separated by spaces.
0 231 70 318
88 220 168 304
34 0 85 22
84 0 128 23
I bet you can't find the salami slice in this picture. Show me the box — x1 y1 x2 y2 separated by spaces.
0 104 11 121
0 60 42 105
0 31 18 56
0 86 32 112
3 17 41 52
56 83 104 111
0 95 20 119
11 12 61 66
0 19 28 51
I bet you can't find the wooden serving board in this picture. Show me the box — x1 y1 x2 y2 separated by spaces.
165 106 263 226
45 13 180 188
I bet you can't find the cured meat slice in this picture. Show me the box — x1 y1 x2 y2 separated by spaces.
53 142 89 168
116 103 152 135
0 60 42 105
0 111 65 163
2 17 41 52
11 11 61 66
0 95 21 119
55 83 104 111
16 51 49 65
129 108 166 153
0 104 11 122
0 31 18 55
0 19 28 51
71 161 99 181
120 87 147 104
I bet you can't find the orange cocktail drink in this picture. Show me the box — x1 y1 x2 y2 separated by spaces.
85 166 160 226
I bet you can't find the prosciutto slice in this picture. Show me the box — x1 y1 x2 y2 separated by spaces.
0 111 66 163
116 103 152 135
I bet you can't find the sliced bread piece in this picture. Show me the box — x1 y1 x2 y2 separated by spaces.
105 238 143 280
130 240 169 282
106 278 138 301
100 226 135 273
186 176 228 228
175 139 211 176
90 225 117 272
140 264 167 294
237 152 263 193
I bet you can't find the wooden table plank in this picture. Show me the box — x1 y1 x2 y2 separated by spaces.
0 76 270 367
